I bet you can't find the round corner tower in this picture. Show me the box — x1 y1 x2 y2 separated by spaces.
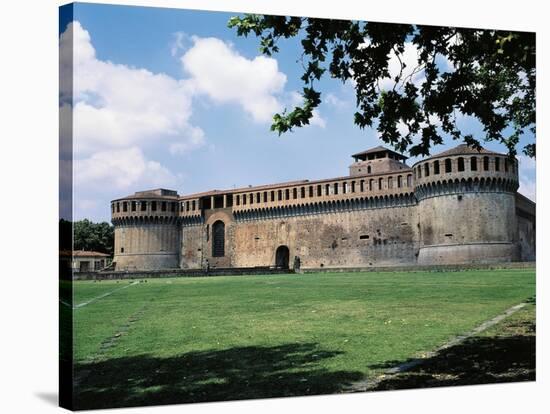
111 189 180 271
413 144 520 265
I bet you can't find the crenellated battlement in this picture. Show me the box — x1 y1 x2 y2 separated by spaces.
233 191 417 222
110 144 535 271
415 176 519 201
412 144 519 190
111 215 181 226
111 188 179 222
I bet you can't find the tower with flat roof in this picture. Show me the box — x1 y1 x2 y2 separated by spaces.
349 146 410 176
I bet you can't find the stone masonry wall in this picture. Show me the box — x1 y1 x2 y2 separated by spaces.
180 205 419 269
114 223 179 270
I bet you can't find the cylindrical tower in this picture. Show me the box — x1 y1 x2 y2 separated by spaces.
111 189 180 271
413 144 520 265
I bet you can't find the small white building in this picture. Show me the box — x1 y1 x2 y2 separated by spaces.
72 250 111 272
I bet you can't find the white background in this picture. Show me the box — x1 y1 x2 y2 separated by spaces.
0 0 547 412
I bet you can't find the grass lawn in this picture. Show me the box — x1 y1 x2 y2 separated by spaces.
70 269 535 409
370 300 536 390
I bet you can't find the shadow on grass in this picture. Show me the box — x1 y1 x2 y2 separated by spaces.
369 320 535 391
74 343 363 410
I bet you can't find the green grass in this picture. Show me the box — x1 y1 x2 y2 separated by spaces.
71 269 535 409
370 301 536 390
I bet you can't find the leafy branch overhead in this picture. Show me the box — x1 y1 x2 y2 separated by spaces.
228 15 535 157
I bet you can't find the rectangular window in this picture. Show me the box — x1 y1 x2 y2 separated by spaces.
131 201 136 211
495 157 500 171
271 190 275 202
116 202 120 213
161 201 167 212
151 201 157 211
309 186 313 197
334 183 339 195
434 161 440 174
278 190 282 201
301 187 306 198
351 181 356 193
192 200 196 210
317 185 322 196
293 188 297 199
122 202 127 212
285 189 290 200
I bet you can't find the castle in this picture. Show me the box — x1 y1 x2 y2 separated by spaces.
110 144 536 271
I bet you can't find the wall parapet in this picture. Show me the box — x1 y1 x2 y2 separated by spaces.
233 192 417 222
414 176 519 201
111 215 180 226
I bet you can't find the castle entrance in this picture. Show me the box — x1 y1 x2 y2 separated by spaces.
275 245 289 269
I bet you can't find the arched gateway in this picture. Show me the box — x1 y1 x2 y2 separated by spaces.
275 245 290 269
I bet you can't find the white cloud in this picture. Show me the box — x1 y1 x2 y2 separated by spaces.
325 93 349 109
170 31 191 57
181 36 287 123
519 177 536 201
61 22 290 196
378 42 423 91
60 21 207 192
77 199 99 211
169 126 205 155
373 42 453 92
518 154 536 201
75 147 176 191
310 111 327 128
518 155 536 172
64 21 203 156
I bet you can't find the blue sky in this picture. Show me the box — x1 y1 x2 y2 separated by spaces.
60 3 536 223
